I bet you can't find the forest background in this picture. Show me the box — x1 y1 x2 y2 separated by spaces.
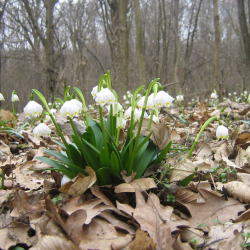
0 0 249 112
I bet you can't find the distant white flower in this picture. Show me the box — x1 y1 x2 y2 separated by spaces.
0 93 5 101
210 92 217 99
11 94 19 102
44 115 52 123
216 125 229 140
48 102 52 106
95 88 116 107
228 93 232 96
234 92 237 95
146 114 158 123
61 175 71 186
124 106 132 120
124 100 130 105
117 118 126 128
244 91 248 94
59 99 81 118
153 91 174 108
24 101 43 117
107 103 124 114
33 123 51 137
50 108 57 114
176 95 184 101
123 95 127 100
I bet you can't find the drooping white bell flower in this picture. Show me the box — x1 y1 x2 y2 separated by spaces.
107 103 124 114
216 125 229 140
117 117 126 128
50 108 57 114
61 175 72 186
33 123 51 137
153 91 174 108
176 95 184 101
211 92 218 99
134 108 149 122
0 93 5 101
44 115 52 123
147 93 156 109
71 99 82 111
124 106 132 120
59 99 81 118
91 85 103 99
24 101 43 117
137 96 146 110
11 94 19 102
95 88 116 107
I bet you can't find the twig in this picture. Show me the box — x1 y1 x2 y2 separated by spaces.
0 212 31 229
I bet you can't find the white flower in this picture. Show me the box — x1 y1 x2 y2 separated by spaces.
137 96 146 110
95 88 116 107
71 99 82 111
50 108 57 114
11 94 19 102
124 106 132 120
123 95 127 100
0 93 5 101
153 91 174 108
107 103 124 114
33 123 51 137
228 93 232 96
24 101 43 117
134 108 148 121
146 114 158 123
216 125 229 140
45 115 52 123
234 92 237 95
176 95 184 101
59 99 81 118
210 92 217 99
117 118 126 128
91 85 103 99
61 175 71 186
48 102 52 106
147 94 156 109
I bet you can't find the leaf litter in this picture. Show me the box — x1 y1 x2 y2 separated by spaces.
2 102 250 249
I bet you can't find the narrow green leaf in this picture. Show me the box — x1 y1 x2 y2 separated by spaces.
100 147 110 168
179 173 196 187
111 151 120 175
150 141 172 166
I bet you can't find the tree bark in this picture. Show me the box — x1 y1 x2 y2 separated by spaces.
173 0 179 84
213 0 221 97
134 0 147 86
237 0 250 67
119 0 129 96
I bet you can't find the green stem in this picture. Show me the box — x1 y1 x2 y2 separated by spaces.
215 98 218 110
1 169 4 190
12 102 15 129
180 101 185 120
99 106 108 150
187 116 218 159
148 109 155 129
116 127 121 145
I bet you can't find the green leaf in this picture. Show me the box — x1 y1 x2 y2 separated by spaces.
54 97 65 105
212 219 220 224
111 151 120 175
52 139 66 149
150 141 172 166
198 223 208 228
179 173 196 187
96 167 113 185
100 147 110 168
36 156 75 178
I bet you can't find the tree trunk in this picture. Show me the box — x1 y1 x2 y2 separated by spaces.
237 0 250 67
173 0 179 84
213 0 221 97
119 0 129 97
134 0 147 86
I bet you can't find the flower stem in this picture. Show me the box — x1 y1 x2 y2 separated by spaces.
187 116 218 159
99 106 108 150
12 101 15 129
148 109 155 129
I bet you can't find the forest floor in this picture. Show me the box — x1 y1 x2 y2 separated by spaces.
1 98 250 250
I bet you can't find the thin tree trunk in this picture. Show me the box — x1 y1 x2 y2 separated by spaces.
213 0 221 97
119 0 129 96
134 0 147 86
173 0 179 83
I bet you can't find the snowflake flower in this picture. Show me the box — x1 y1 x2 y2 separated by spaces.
95 88 116 107
117 118 126 128
107 103 124 114
33 123 51 137
153 91 174 108
11 94 19 102
24 101 43 117
61 175 71 186
59 99 81 118
124 106 132 120
0 93 5 101
176 95 184 101
216 125 229 140
210 93 218 99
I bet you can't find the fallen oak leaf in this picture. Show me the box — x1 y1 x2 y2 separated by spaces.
179 189 246 228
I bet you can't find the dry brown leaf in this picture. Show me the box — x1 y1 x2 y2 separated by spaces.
204 222 243 249
10 190 45 220
117 190 189 248
223 181 250 203
0 140 12 155
235 147 248 167
0 109 13 121
237 173 250 183
30 235 80 250
129 229 157 250
59 167 96 195
134 119 171 150
170 158 196 182
180 189 246 228
172 234 193 250
180 227 205 247
99 211 136 235
114 178 156 193
175 189 197 204
60 196 112 224
0 190 14 205
214 140 231 162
